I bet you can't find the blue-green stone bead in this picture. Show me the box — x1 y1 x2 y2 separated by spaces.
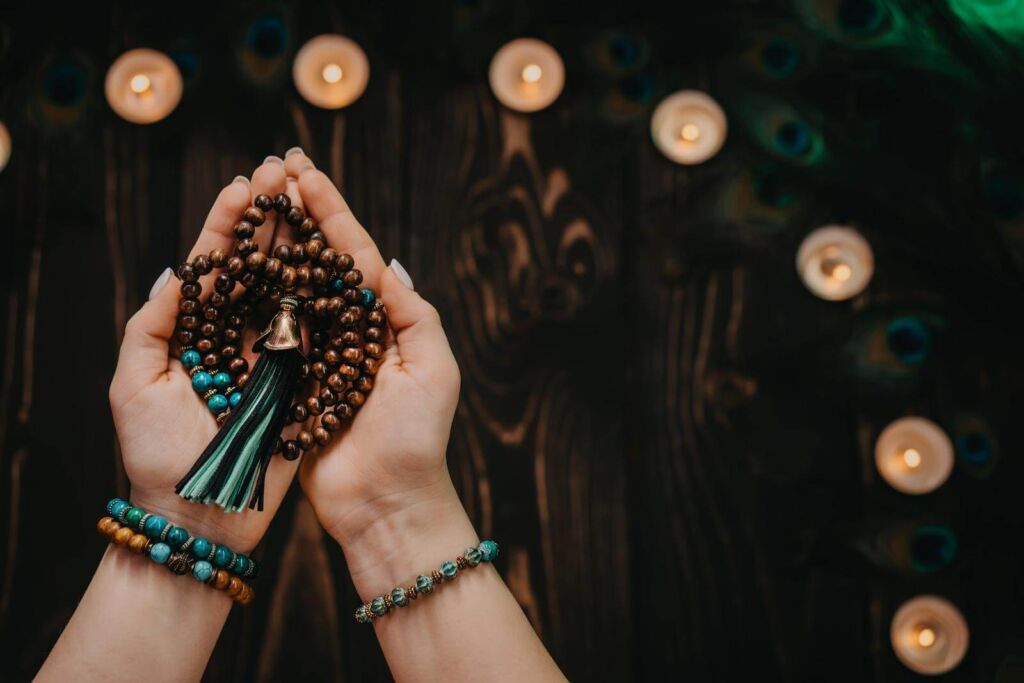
192 538 212 559
464 546 482 566
391 587 409 607
233 555 250 575
330 278 346 293
207 393 228 413
150 543 171 564
166 527 189 548
192 560 213 582
440 560 458 580
191 371 213 393
416 574 434 594
478 540 499 562
355 605 371 623
124 507 145 528
229 391 242 408
370 596 389 616
182 349 201 369
360 288 376 308
106 498 127 514
143 515 168 539
109 500 130 518
213 545 234 569
213 372 232 390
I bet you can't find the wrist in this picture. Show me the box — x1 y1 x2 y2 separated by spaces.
126 489 260 554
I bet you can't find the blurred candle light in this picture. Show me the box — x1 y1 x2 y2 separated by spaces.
795 225 874 301
891 595 969 675
105 49 183 124
0 122 10 172
651 90 727 165
875 417 954 495
293 35 369 109
489 38 564 113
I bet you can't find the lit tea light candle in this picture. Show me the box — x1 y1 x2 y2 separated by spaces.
651 90 727 165
489 38 565 113
0 121 10 172
293 34 369 109
105 48 183 124
874 417 954 495
890 595 969 675
795 225 874 301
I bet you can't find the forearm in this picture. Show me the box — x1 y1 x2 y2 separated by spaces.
335 479 565 683
37 543 233 682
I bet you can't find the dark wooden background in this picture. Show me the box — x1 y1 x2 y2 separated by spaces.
2 1 1024 680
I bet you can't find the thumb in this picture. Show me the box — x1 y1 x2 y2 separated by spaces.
380 260 459 390
110 267 181 408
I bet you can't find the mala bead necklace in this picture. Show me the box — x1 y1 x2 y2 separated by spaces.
172 192 386 512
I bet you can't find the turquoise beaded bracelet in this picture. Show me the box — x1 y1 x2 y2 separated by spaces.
105 498 259 580
354 540 499 624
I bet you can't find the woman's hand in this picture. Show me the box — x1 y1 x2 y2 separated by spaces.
108 158 301 553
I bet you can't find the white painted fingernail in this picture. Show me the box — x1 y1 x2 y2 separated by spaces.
285 146 304 157
263 155 284 166
148 267 173 300
390 259 414 290
232 175 249 185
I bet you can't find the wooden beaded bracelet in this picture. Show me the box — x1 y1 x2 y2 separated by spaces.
355 540 499 624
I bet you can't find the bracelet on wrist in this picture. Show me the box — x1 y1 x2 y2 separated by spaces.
97 498 258 606
355 540 499 624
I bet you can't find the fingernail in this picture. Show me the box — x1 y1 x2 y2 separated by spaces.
148 267 173 300
389 259 415 290
285 146 304 157
263 155 284 166
232 175 249 185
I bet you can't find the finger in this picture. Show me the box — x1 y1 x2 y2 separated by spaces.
296 168 386 291
283 146 313 178
110 267 181 407
249 156 288 256
379 261 459 390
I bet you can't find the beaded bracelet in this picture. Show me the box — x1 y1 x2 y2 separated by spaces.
354 540 499 624
105 498 258 580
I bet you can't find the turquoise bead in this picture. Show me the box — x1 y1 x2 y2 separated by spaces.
150 543 171 564
440 560 458 581
125 507 145 528
330 278 346 293
370 596 389 617
207 394 228 413
192 560 214 582
213 545 235 569
416 574 434 594
233 555 250 575
213 372 232 390
191 371 213 393
109 500 130 518
166 527 189 548
106 498 127 514
464 546 482 566
355 605 371 623
181 349 201 369
360 288 376 308
478 540 499 562
143 515 168 539
229 391 242 408
391 587 409 607
192 538 212 559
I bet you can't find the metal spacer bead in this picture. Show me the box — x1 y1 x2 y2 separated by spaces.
159 524 172 542
364 602 375 621
407 585 419 600
431 570 443 584
226 556 238 572
188 365 203 377
242 560 257 579
205 543 218 562
137 513 152 532
202 389 217 400
455 555 468 570
180 536 195 552
144 539 155 555
383 593 394 610
216 410 231 424
116 506 131 524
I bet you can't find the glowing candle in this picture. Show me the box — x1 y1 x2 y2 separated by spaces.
105 49 183 124
890 596 969 675
651 90 727 165
0 122 10 172
795 225 874 301
489 38 564 113
293 35 369 109
874 417 954 495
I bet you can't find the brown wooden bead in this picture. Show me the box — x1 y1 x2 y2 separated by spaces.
113 527 134 546
221 345 238 359
236 372 250 388
292 244 308 265
342 269 363 286
97 516 117 536
335 253 354 271
355 376 374 393
243 206 265 226
237 238 257 256
212 569 231 590
346 390 366 407
367 310 386 325
313 427 332 446
229 357 248 375
178 263 198 282
365 342 383 359
227 256 245 276
223 328 240 343
310 361 328 380
297 430 315 450
323 349 340 366
321 412 342 432
343 287 361 303
192 254 212 275
201 304 220 321
226 576 243 597
255 194 274 211
204 353 220 368
291 403 309 422
339 363 360 380
285 206 305 226
179 298 200 315
319 248 337 268
199 322 219 338
308 347 324 362
334 403 354 420
313 297 329 317
306 239 325 261
282 439 301 461
273 244 292 262
342 347 365 364
181 282 201 298
319 387 337 406
214 274 234 294
340 330 361 345
306 396 324 416
226 314 244 329
363 358 381 375
299 362 311 379
311 266 329 286
179 315 199 330
234 220 255 239
326 373 348 392
210 248 227 266
246 251 267 272
128 533 149 554
210 292 230 308
196 338 215 353
295 265 311 284
298 217 317 236
177 330 196 345
273 192 291 212
327 297 345 316
365 326 384 342
264 258 282 280
236 584 254 605
280 266 297 289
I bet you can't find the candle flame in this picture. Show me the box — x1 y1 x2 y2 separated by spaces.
917 627 936 648
903 448 922 469
322 63 344 84
129 74 151 94
521 63 543 83
680 123 701 142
